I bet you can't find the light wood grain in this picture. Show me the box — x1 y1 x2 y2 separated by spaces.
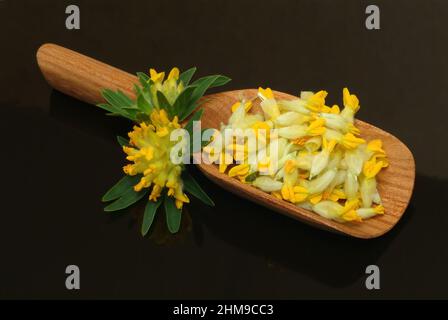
36 43 415 239
36 43 138 104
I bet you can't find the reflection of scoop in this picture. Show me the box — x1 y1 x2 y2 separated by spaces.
36 43 415 239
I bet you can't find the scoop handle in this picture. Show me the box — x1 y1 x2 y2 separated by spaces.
36 43 138 105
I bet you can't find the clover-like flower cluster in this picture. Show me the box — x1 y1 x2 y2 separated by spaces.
122 69 189 209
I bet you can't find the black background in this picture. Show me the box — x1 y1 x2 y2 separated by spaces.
0 0 447 299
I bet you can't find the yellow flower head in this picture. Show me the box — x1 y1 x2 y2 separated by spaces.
252 121 271 139
342 210 362 222
363 157 384 178
329 105 340 114
149 67 184 107
307 118 326 136
258 87 274 100
123 109 189 209
167 67 180 81
281 184 308 203
306 90 328 112
367 139 386 156
228 163 250 177
231 101 253 113
343 88 360 113
149 68 165 83
341 132 366 149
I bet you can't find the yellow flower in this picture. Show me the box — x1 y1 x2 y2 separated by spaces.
342 87 360 113
307 118 326 136
281 184 308 203
150 67 184 107
292 136 311 146
312 200 343 220
329 105 340 114
231 101 253 113
257 156 272 174
275 112 311 127
258 87 274 100
149 68 165 83
340 199 362 222
280 160 309 203
341 210 362 222
363 157 384 178
309 193 323 204
252 121 271 138
356 205 384 219
167 67 180 80
253 176 283 192
123 109 189 209
341 88 360 123
323 188 346 202
341 133 366 149
308 169 337 195
218 152 229 173
278 119 325 140
309 137 337 178
360 175 377 208
347 123 360 135
305 90 328 112
228 164 250 177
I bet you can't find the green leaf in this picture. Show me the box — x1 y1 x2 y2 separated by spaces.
103 89 133 108
137 72 150 87
156 91 174 117
184 109 204 153
190 75 231 89
137 92 152 113
122 108 139 121
179 67 197 86
173 86 196 116
183 109 204 154
116 90 134 107
117 135 129 147
184 108 203 137
104 188 148 212
121 105 139 111
102 175 142 202
181 76 220 120
183 171 215 206
209 75 231 88
141 199 162 236
100 89 136 121
134 84 153 114
135 112 150 123
164 195 182 233
97 103 121 115
201 128 213 148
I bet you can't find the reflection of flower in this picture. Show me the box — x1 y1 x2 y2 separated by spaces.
148 207 193 246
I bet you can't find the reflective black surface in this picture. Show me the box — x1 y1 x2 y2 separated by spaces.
0 0 447 299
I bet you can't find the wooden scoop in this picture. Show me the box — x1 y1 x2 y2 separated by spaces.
36 43 415 239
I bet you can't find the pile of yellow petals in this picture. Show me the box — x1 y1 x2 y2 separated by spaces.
215 87 388 223
122 108 190 209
